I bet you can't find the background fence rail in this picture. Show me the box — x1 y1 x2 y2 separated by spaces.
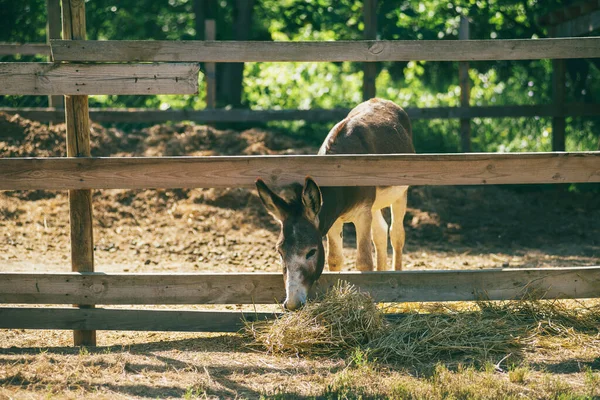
2 104 600 123
50 38 600 62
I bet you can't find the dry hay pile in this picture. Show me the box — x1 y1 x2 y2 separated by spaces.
246 282 386 356
245 281 600 365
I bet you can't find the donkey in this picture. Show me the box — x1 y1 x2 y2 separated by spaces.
256 98 415 310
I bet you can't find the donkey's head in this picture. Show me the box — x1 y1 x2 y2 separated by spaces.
256 177 325 310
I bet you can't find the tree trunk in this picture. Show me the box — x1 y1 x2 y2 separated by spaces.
193 0 205 40
218 0 254 108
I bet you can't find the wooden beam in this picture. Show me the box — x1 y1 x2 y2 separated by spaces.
49 37 600 62
549 20 568 153
0 308 274 332
62 0 95 347
459 16 471 152
2 103 599 124
552 59 567 152
362 0 377 101
46 0 64 110
1 267 599 305
1 152 598 191
0 62 199 95
0 43 51 56
204 19 217 109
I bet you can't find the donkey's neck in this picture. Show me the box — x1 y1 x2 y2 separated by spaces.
317 186 375 236
317 187 345 235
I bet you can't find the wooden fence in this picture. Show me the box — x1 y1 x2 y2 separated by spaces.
1 0 600 346
2 268 600 332
2 103 599 123
2 37 600 152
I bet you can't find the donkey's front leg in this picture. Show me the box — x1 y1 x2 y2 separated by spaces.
327 220 344 271
371 208 389 271
390 188 408 271
354 210 375 271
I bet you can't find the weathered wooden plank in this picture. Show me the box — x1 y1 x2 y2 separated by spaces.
1 267 599 305
0 43 51 56
0 63 199 95
1 152 599 191
2 104 599 124
0 308 274 332
50 38 600 62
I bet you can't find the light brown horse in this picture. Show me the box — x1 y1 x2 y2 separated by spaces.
256 98 415 310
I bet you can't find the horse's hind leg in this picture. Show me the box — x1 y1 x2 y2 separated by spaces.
390 188 408 271
327 219 344 271
371 208 388 271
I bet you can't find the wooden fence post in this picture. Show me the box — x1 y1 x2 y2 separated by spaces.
549 25 566 152
552 59 566 152
62 0 96 346
46 0 64 110
459 16 471 152
205 19 216 109
362 0 377 101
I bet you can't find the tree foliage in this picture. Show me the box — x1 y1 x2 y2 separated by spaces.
0 0 597 151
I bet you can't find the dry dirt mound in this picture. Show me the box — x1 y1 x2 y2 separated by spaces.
139 123 314 157
0 112 315 158
0 112 317 230
0 111 315 203
0 112 132 157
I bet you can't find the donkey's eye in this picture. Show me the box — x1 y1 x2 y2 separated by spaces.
306 248 317 260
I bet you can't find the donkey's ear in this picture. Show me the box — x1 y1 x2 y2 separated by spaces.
256 179 288 222
302 176 322 222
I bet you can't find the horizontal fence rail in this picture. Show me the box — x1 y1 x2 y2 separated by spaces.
0 308 427 332
1 152 599 190
0 308 273 332
2 104 599 123
0 62 199 95
0 43 51 56
2 267 599 305
50 38 600 62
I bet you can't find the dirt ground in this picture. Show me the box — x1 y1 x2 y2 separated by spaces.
1 112 599 399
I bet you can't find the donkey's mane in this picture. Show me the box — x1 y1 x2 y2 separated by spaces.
278 182 305 212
